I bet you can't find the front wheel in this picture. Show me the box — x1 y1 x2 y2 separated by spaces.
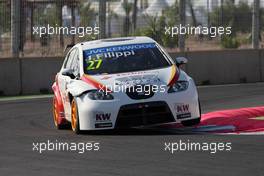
71 98 81 134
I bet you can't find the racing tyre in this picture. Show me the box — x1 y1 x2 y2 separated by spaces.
53 96 67 129
71 98 81 134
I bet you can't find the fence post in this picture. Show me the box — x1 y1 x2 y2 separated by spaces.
179 0 185 52
11 0 20 57
0 1 2 51
57 3 64 47
132 0 138 34
0 26 2 51
252 0 260 49
71 4 76 44
99 0 106 39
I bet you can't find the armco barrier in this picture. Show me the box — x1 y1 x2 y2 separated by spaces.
0 57 63 96
0 58 21 95
170 49 263 85
0 49 263 95
261 49 264 81
21 58 63 94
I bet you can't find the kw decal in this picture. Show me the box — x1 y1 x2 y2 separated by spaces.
95 113 111 122
174 103 191 119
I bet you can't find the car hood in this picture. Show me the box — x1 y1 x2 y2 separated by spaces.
81 65 180 90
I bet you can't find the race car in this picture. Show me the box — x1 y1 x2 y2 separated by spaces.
52 36 201 134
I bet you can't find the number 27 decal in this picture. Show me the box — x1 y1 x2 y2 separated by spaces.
87 59 102 70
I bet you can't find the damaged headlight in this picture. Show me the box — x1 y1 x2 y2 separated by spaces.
87 90 114 100
168 80 189 93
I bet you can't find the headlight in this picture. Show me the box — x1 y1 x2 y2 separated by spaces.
87 90 114 100
168 80 189 93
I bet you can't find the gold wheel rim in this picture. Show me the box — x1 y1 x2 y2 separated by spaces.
71 100 77 131
53 98 58 127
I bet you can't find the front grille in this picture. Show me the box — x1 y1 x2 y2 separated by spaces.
115 101 175 128
126 85 155 100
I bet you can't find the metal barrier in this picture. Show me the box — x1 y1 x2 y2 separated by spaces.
0 49 263 96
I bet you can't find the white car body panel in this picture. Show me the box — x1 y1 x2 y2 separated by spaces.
76 71 199 130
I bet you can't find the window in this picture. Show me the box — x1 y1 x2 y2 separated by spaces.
70 50 80 77
64 49 77 69
83 43 171 75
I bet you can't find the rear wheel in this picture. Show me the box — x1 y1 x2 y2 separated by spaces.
53 97 67 129
71 98 81 134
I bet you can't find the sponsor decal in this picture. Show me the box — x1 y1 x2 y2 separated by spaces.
116 70 158 77
174 103 191 119
83 43 156 72
94 112 113 128
87 50 135 60
83 43 156 57
101 75 113 80
95 123 113 128
176 104 189 113
115 74 161 86
94 112 111 122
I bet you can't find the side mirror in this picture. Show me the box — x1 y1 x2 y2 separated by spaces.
175 57 188 67
61 68 75 79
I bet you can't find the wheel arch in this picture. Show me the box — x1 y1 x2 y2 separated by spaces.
52 81 68 127
68 92 74 104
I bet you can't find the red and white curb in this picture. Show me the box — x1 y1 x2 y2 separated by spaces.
165 106 264 134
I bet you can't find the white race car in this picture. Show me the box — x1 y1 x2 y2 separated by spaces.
52 37 201 134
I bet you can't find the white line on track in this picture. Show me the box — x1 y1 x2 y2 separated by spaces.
0 94 53 102
197 82 264 89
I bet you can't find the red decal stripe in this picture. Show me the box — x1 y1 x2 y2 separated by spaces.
168 65 180 86
81 74 111 92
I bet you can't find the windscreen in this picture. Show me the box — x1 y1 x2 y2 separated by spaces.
83 43 171 75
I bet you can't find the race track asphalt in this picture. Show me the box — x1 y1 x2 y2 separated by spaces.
0 83 264 176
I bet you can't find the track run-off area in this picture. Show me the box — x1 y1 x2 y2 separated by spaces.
0 83 264 176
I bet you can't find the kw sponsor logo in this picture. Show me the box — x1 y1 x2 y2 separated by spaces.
176 104 189 113
95 113 111 122
175 104 191 119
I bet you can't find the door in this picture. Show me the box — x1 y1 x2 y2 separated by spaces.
58 48 77 120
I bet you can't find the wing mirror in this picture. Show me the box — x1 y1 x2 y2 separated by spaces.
175 57 188 67
62 68 75 79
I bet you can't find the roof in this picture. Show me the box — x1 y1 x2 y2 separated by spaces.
79 36 156 50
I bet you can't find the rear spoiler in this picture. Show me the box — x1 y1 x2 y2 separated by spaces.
64 44 75 53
